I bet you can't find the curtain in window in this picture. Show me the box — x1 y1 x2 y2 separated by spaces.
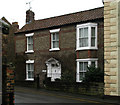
52 33 59 48
28 36 33 50
27 63 34 79
79 28 88 47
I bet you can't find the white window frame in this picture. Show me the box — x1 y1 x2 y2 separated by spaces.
76 58 98 82
49 29 60 51
76 23 97 50
26 60 34 81
25 33 34 53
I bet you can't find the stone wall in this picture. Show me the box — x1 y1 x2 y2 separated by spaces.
104 0 120 96
45 82 104 97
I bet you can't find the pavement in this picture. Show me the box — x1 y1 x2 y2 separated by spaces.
0 82 2 105
15 86 120 105
0 91 1 105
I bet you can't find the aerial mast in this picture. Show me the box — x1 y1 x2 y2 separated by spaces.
26 0 35 24
26 0 34 10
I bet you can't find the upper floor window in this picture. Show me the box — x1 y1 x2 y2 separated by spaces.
25 33 34 53
49 29 60 51
76 23 97 50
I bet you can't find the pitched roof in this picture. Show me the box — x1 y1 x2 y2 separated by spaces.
16 7 103 33
0 17 11 26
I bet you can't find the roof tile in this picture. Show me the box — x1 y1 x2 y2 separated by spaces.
16 7 103 33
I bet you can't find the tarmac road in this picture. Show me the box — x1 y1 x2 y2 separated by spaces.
15 86 119 105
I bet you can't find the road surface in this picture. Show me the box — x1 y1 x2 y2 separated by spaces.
15 86 119 105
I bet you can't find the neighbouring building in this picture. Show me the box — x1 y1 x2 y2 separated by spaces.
1 17 19 64
15 7 104 87
1 17 19 105
104 0 120 96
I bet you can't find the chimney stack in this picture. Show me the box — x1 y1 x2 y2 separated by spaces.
12 22 19 32
26 10 35 24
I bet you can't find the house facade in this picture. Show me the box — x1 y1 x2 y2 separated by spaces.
15 7 104 87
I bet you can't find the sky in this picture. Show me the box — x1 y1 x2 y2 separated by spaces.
0 0 103 28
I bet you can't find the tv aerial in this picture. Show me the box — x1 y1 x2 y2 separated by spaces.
26 0 34 10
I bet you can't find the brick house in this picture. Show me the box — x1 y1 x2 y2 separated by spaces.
15 7 104 87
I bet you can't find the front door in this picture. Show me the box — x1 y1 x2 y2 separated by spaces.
51 64 60 81
45 58 61 82
51 65 58 81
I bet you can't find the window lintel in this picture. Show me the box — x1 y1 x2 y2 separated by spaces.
25 33 34 37
50 29 60 33
26 60 34 63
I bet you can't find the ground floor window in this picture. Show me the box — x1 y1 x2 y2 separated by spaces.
26 60 34 81
76 58 98 82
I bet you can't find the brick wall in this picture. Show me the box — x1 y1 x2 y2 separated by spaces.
15 20 104 87
2 65 14 105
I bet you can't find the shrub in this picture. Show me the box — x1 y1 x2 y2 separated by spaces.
83 66 104 83
61 70 75 84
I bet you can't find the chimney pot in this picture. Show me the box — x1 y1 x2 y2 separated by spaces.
12 22 18 25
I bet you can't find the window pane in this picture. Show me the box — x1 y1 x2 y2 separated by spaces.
31 64 34 70
91 27 95 37
28 71 34 78
84 28 88 37
52 34 55 40
79 28 83 38
56 33 59 41
27 36 33 50
54 42 57 48
28 44 33 50
28 71 31 78
27 64 30 70
27 63 34 79
84 38 88 47
79 62 83 72
91 38 95 47
79 38 82 47
79 72 85 81
53 41 55 48
84 62 88 72
28 37 30 43
28 37 33 44
52 41 59 48
79 28 88 47
56 41 59 48
31 71 34 78
30 37 33 44
51 33 59 49
79 73 84 81
91 61 95 67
